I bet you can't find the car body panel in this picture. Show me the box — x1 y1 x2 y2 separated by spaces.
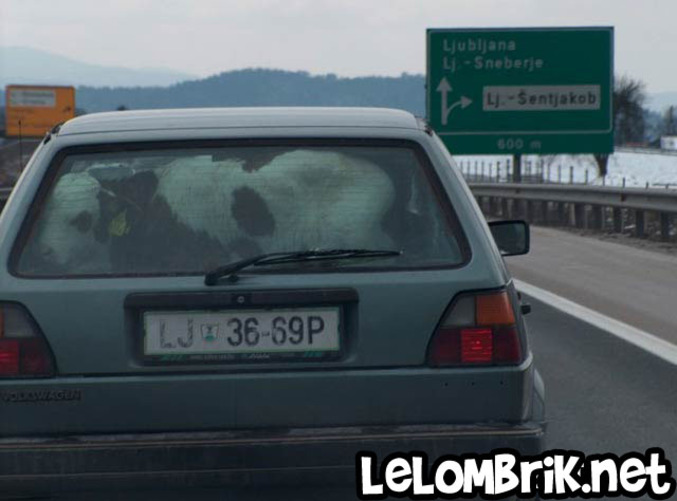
0 423 544 493
0 108 544 489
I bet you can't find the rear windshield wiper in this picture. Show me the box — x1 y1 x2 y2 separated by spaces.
204 249 402 286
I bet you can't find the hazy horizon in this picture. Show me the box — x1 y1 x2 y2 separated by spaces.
2 0 677 93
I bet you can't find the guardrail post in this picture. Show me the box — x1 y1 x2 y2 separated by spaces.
569 166 574 184
540 201 548 225
635 210 645 238
525 200 533 222
557 165 562 183
512 155 522 183
496 165 501 183
591 206 603 230
574 204 585 228
613 208 622 233
502 198 510 218
488 197 497 215
660 213 671 241
556 203 566 226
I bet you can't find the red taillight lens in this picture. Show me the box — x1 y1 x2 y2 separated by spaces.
461 328 493 363
493 326 522 364
0 305 54 378
429 328 461 365
0 340 20 375
21 338 53 375
428 291 523 367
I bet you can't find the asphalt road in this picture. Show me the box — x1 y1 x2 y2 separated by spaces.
508 226 677 345
528 293 677 448
525 296 677 501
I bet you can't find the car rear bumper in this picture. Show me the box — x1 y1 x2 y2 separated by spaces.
0 422 545 494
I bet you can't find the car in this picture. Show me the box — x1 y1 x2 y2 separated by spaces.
0 107 544 494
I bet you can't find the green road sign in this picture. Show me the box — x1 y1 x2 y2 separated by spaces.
427 27 614 155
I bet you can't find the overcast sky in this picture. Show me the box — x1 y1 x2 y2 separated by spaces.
1 0 676 92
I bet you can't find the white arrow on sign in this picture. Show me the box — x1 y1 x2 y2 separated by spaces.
436 77 472 126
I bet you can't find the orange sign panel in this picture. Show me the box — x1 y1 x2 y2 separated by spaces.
5 85 76 138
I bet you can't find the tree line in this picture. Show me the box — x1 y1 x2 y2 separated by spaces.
0 69 674 151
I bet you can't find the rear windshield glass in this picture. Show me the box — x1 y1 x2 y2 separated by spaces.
16 143 465 277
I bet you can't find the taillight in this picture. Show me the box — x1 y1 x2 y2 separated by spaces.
428 291 523 366
0 305 54 377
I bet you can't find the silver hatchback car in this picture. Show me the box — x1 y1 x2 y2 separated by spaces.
0 108 543 493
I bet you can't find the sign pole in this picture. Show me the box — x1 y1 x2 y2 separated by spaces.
18 120 23 169
513 154 522 183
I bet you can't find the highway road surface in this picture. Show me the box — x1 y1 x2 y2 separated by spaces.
508 226 677 346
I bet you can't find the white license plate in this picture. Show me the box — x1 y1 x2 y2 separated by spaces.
143 307 341 359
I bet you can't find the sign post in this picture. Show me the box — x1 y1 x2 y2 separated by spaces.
427 27 614 156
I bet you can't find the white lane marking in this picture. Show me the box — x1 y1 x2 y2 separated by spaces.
514 278 677 366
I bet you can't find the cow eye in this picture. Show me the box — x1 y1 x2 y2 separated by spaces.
70 211 93 233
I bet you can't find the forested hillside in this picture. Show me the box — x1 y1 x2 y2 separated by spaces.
73 69 426 115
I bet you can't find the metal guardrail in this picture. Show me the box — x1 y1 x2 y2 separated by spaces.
469 183 677 214
616 146 677 157
469 182 677 241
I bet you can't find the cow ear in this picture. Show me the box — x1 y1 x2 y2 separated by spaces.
94 190 116 244
125 171 158 208
99 171 158 209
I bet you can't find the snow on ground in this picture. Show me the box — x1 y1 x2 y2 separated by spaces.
454 150 677 189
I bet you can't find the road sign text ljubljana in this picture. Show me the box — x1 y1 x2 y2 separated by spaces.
427 28 614 155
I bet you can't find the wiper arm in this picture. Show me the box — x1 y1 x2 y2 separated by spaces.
204 249 402 286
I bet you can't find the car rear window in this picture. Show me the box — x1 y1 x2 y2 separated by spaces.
15 142 467 277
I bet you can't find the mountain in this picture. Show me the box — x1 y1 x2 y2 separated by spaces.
0 47 196 88
647 92 677 113
72 69 426 115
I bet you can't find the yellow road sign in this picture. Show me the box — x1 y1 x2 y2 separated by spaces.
5 85 76 138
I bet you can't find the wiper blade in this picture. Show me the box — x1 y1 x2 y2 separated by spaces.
204 248 402 286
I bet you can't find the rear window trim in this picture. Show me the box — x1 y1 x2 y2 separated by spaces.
9 137 471 279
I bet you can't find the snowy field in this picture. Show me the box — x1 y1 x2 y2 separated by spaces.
454 150 677 189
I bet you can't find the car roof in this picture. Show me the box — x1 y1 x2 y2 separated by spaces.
57 107 424 136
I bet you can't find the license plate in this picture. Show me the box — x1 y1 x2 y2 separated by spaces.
143 307 341 362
